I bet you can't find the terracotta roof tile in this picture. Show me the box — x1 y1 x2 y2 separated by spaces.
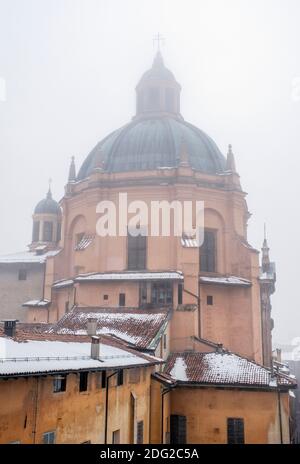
48 307 170 350
165 351 296 389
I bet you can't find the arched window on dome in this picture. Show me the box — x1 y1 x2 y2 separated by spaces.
32 221 40 242
165 88 175 113
43 221 53 242
147 87 160 111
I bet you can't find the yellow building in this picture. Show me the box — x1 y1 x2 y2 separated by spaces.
0 321 162 444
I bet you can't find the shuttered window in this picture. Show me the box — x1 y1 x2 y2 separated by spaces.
137 421 144 444
170 415 186 444
227 418 245 444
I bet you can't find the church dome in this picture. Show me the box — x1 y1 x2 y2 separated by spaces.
77 52 226 180
77 117 226 179
34 188 61 215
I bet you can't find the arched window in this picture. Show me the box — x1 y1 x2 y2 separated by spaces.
127 232 147 270
57 223 62 242
43 221 53 242
165 88 175 112
200 230 217 273
147 87 160 111
32 221 40 242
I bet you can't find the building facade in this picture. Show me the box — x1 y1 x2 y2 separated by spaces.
0 51 292 444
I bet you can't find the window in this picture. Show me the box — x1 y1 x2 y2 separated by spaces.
227 418 245 444
207 295 213 306
43 221 53 242
127 233 146 270
200 230 216 273
119 293 126 306
137 421 144 444
147 87 160 111
165 88 175 113
32 221 40 242
101 371 107 388
65 301 69 313
57 223 62 242
139 282 147 306
178 283 183 305
79 372 89 392
103 294 108 301
163 334 167 350
53 375 67 393
18 269 27 281
96 371 106 389
43 431 56 444
76 232 85 246
117 370 124 386
151 281 173 306
170 415 186 444
112 429 120 444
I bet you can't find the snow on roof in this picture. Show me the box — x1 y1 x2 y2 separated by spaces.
49 307 170 349
52 279 74 289
170 356 188 381
199 276 251 287
22 300 50 308
74 234 95 251
0 336 161 377
165 352 296 389
0 249 60 264
75 271 183 282
181 237 198 248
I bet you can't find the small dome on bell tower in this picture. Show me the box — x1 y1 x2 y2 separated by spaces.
30 182 62 250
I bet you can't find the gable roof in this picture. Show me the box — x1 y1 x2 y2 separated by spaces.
48 307 170 350
0 331 162 377
164 351 296 390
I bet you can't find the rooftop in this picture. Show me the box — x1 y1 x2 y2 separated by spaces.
0 249 60 265
0 332 162 377
49 307 170 350
75 270 183 282
164 351 296 390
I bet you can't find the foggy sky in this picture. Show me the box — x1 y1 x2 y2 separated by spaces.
0 0 299 345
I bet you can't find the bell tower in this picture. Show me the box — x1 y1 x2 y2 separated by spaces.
30 182 62 251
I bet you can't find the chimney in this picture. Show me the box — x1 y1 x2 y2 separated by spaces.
216 343 223 353
3 319 18 337
91 336 100 360
87 318 97 336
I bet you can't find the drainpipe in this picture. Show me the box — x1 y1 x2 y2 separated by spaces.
32 377 40 444
277 388 283 444
104 371 118 444
161 388 171 444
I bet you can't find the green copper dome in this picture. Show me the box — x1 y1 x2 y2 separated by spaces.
34 189 61 215
77 53 226 180
77 117 226 180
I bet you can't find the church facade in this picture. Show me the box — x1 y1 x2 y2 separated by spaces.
0 52 294 444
